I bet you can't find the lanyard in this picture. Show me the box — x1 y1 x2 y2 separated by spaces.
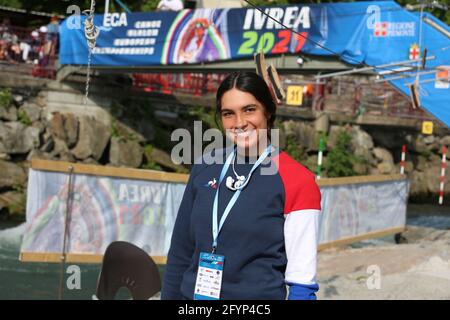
211 145 272 253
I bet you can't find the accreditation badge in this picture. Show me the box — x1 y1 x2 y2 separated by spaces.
193 252 225 300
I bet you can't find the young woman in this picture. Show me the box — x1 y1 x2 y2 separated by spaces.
162 71 321 300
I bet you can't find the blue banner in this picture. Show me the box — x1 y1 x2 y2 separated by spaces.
60 1 450 127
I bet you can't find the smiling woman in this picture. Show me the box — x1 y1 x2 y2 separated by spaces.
216 71 276 156
162 71 322 300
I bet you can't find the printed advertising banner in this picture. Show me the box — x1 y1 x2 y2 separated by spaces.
21 164 409 262
60 1 450 128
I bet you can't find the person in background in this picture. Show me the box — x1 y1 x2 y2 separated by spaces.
157 0 184 11
46 16 59 54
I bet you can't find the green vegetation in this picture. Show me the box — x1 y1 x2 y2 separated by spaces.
0 88 12 110
17 110 32 126
188 106 218 130
325 130 356 177
285 134 304 163
143 144 163 171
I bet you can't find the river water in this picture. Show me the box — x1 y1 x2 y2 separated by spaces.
0 204 449 299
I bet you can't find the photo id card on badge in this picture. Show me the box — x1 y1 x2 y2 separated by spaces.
193 252 225 300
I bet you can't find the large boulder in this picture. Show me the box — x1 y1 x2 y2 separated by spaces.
19 102 41 122
109 137 143 168
144 145 188 173
354 145 376 166
0 160 26 188
413 135 428 154
351 126 374 150
314 112 329 133
409 170 429 196
51 138 75 162
293 122 318 151
415 155 428 172
48 112 66 141
326 125 351 150
63 113 79 148
423 157 450 193
0 105 17 121
48 112 79 147
440 135 450 147
353 161 370 175
0 191 25 218
71 116 110 160
0 121 40 154
376 162 395 174
27 149 52 161
373 147 394 164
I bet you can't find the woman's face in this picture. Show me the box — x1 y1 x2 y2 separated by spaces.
220 88 269 152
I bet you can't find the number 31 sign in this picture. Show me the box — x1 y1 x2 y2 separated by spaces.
286 86 303 106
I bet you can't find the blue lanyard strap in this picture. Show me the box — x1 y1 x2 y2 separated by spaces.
212 145 272 252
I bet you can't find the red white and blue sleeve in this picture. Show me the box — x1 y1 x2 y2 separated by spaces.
277 152 322 300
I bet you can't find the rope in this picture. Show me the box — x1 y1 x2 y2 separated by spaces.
83 0 100 105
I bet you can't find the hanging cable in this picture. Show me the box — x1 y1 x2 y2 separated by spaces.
83 0 100 105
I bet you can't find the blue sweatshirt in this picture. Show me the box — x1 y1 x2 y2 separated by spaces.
162 148 321 300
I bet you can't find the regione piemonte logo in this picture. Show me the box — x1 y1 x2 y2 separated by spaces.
367 5 416 38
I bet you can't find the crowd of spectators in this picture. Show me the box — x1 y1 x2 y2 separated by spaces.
0 16 59 78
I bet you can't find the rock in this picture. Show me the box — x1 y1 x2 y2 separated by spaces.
135 119 155 142
292 122 317 151
351 127 374 150
403 161 414 173
416 155 428 171
32 121 46 135
144 145 188 173
40 135 54 153
0 153 10 160
0 105 17 121
19 102 41 122
413 135 428 154
0 191 25 217
423 135 435 145
63 113 78 148
51 138 74 162
373 147 394 165
283 120 297 137
354 146 376 165
326 125 348 149
59 151 75 162
109 137 143 168
0 122 40 154
353 161 370 175
113 121 146 144
71 116 111 160
12 94 23 106
0 160 26 188
440 135 450 147
314 112 329 133
48 112 67 142
424 161 450 193
27 149 52 161
376 162 395 174
82 157 98 165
